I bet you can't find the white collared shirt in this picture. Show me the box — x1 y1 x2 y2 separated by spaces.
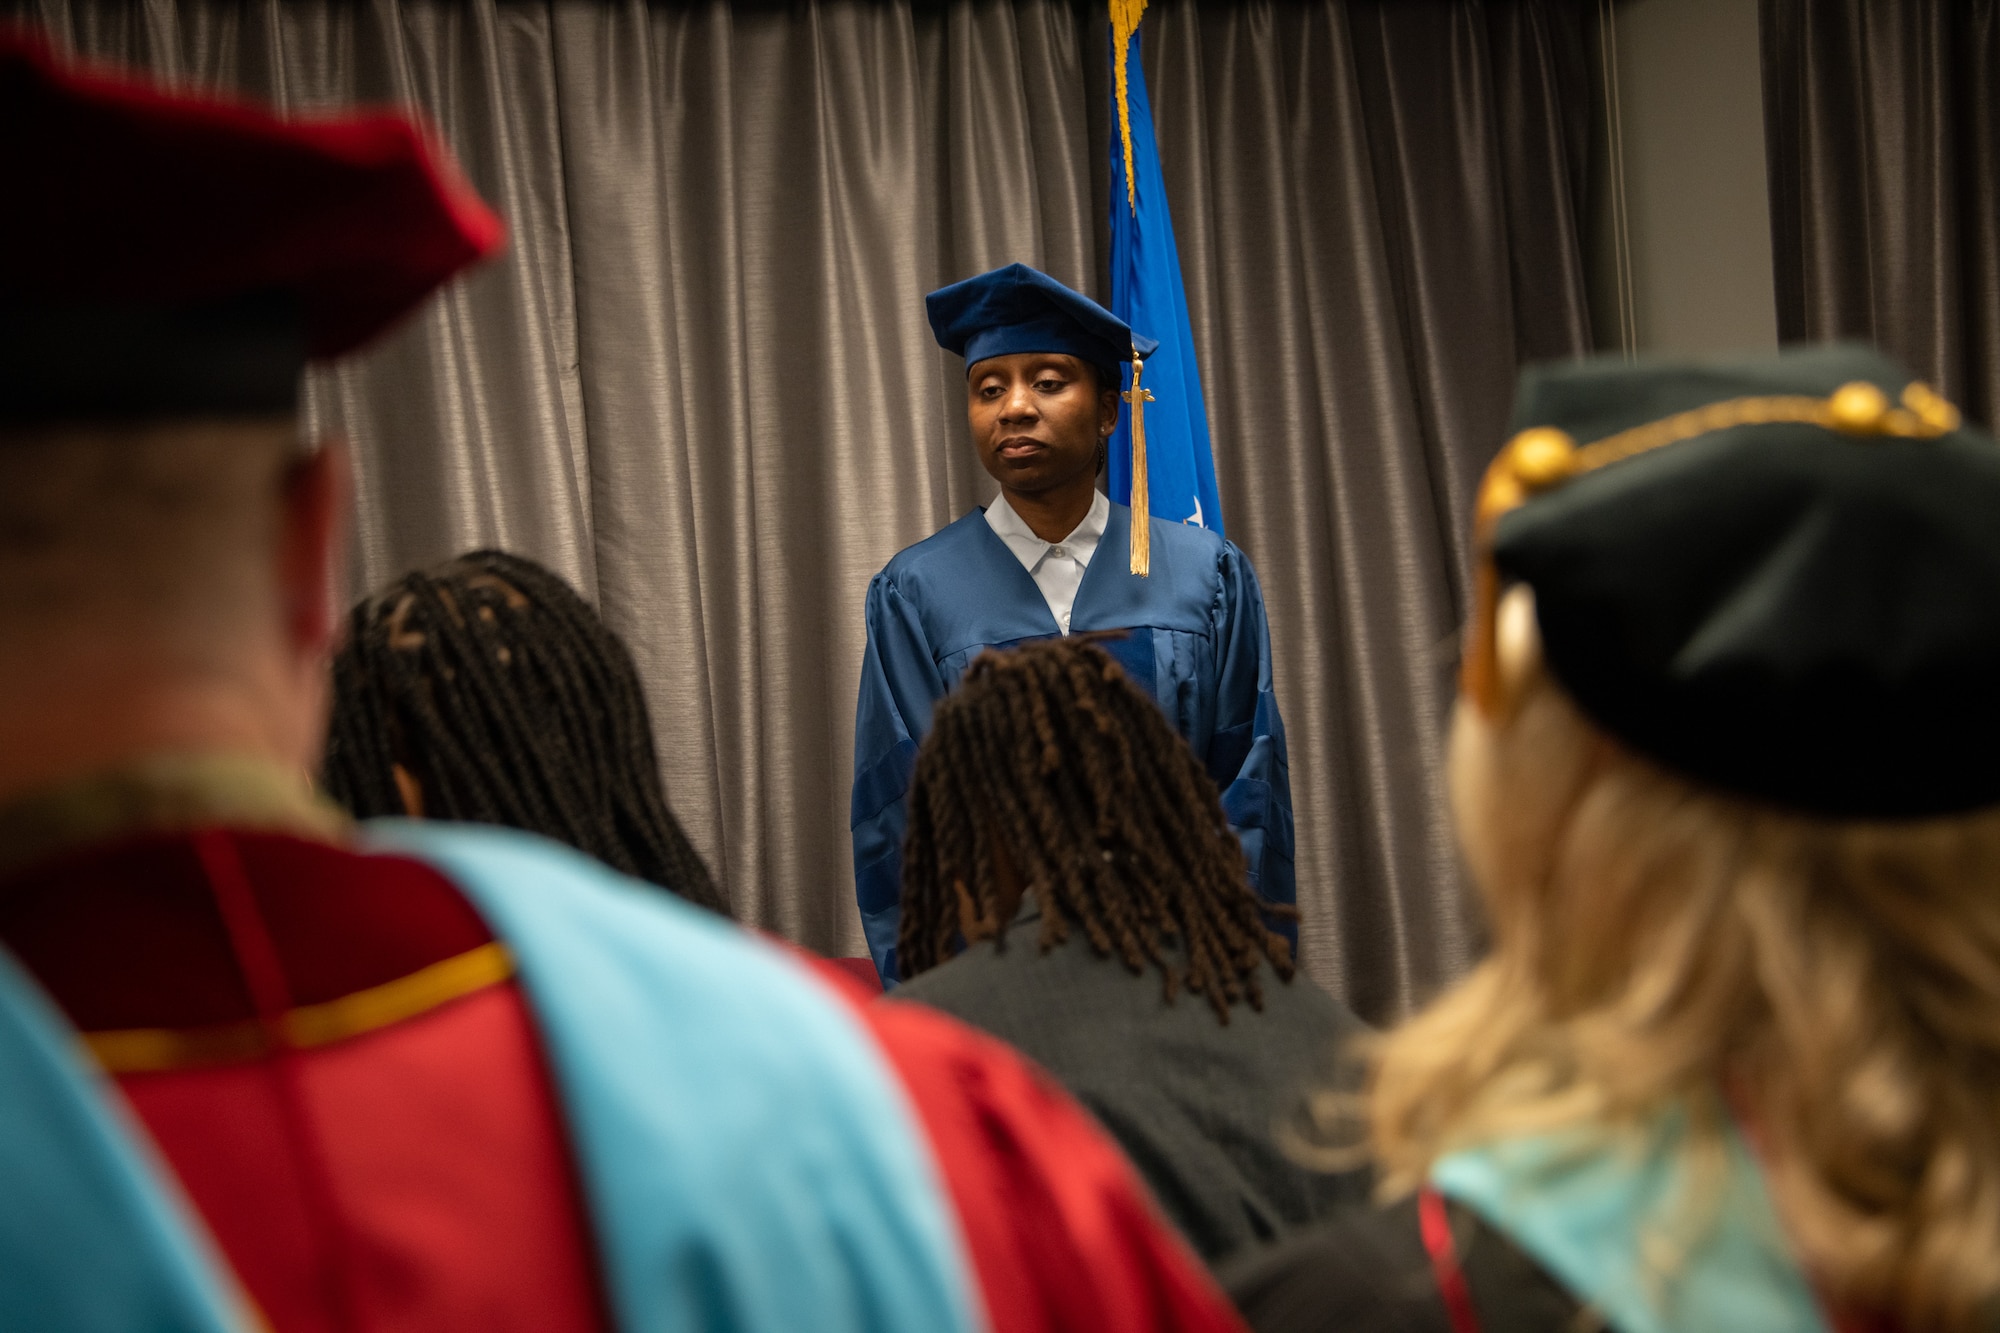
983 488 1110 635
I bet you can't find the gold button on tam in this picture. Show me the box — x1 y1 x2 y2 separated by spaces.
1508 427 1579 491
1902 382 1962 433
1828 381 1891 434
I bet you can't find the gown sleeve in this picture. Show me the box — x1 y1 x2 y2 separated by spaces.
851 573 946 986
0 946 248 1332
1207 543 1297 941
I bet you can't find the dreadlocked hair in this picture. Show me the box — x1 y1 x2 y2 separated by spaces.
322 549 730 917
899 636 1294 1022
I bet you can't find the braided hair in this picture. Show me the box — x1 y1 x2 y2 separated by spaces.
899 636 1294 1022
323 549 729 916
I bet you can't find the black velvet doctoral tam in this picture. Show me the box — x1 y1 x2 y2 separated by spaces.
1494 344 2000 819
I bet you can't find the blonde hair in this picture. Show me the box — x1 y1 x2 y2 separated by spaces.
1368 589 2000 1331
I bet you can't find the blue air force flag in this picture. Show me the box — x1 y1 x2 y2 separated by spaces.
1108 0 1223 547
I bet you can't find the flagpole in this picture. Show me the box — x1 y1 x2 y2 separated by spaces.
1109 0 1222 568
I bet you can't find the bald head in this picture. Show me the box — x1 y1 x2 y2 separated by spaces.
0 417 347 803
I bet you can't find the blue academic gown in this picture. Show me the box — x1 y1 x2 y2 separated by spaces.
852 499 1295 984
0 946 247 1332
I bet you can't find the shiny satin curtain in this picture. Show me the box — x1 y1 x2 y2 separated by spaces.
8 0 1593 1019
1762 0 2000 429
1142 1 1593 1016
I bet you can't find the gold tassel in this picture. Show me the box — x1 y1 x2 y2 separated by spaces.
1124 348 1153 577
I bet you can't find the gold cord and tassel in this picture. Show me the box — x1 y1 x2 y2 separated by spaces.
1111 0 1148 214
1110 0 1155 575
1125 347 1155 576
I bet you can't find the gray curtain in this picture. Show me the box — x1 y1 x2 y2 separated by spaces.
1762 0 2000 429
9 0 1593 1021
1143 0 1594 1018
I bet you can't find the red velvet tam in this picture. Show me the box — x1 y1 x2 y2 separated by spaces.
0 28 506 422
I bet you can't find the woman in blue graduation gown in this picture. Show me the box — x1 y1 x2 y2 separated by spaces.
851 263 1294 984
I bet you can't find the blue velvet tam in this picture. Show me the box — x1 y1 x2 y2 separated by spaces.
925 263 1158 383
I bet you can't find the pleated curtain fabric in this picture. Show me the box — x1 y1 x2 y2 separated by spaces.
1762 0 2000 431
7 0 1593 1022
1144 1 1594 1018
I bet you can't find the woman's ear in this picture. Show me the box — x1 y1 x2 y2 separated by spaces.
1491 585 1544 715
1449 583 1601 919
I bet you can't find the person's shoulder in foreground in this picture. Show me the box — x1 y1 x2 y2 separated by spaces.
0 936 247 1331
1228 345 2000 1332
1223 1195 1581 1333
892 635 1359 1266
811 956 1249 1333
894 897 1366 1267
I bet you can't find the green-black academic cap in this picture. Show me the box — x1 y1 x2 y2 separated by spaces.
925 263 1158 384
1465 343 2000 820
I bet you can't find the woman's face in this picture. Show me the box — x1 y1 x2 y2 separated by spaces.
966 352 1118 497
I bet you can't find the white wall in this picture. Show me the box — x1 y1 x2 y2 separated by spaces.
1594 0 1778 356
